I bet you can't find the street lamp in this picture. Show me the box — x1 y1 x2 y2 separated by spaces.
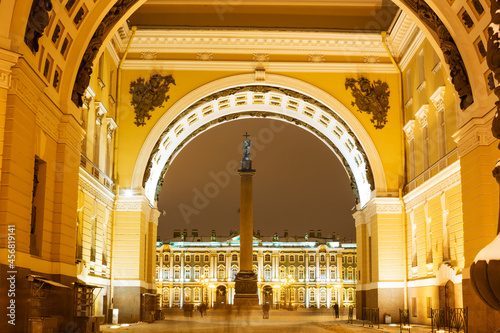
200 275 213 306
280 274 295 309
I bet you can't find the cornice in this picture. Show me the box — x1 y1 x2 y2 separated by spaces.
116 195 153 218
0 48 21 90
399 30 426 71
429 86 445 113
121 60 397 73
403 120 415 142
415 104 429 129
403 160 461 210
452 108 496 158
389 12 419 58
79 167 115 207
361 197 402 225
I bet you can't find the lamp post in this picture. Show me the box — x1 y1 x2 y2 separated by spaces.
280 274 295 309
200 275 213 307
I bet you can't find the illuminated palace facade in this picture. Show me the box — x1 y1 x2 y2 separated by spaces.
2 1 500 332
156 230 357 309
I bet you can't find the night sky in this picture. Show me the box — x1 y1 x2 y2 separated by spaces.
157 118 356 241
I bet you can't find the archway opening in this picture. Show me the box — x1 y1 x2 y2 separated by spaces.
157 118 357 241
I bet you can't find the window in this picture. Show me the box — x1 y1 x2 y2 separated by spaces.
231 266 238 280
309 289 316 302
298 267 305 280
174 289 180 302
309 267 315 280
299 255 304 262
253 254 257 261
185 288 191 302
219 254 225 261
203 266 209 278
290 255 295 262
175 254 180 262
320 254 325 262
289 266 295 278
347 268 353 281
185 254 191 262
218 266 225 280
320 289 326 302
232 254 238 261
347 256 353 264
264 266 271 281
280 266 286 279
309 255 315 262
291 289 295 302
280 254 285 262
342 256 345 264
163 268 169 280
195 254 200 262
298 289 305 302
348 289 354 301
330 288 336 302
320 267 326 280
204 255 209 262
330 254 335 262
265 254 271 261
185 266 191 280
174 266 180 279
155 268 159 280
342 268 345 280
331 267 336 279
280 290 285 302
164 254 169 263
252 265 258 275
194 266 200 280
194 288 200 302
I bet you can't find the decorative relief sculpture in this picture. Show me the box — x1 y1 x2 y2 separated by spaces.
24 0 53 54
402 0 473 110
345 77 390 129
72 0 139 107
129 74 176 126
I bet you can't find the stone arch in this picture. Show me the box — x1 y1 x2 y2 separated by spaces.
131 74 387 208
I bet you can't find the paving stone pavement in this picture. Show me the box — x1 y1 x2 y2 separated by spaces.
101 309 433 333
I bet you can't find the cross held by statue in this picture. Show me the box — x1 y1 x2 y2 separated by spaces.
243 132 251 140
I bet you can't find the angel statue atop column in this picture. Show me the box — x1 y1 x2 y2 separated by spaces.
243 132 252 157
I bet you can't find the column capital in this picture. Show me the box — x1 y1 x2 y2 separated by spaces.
0 48 20 90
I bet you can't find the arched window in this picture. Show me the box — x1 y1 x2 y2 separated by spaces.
185 254 191 262
330 288 336 302
309 255 315 262
232 253 238 261
310 288 316 302
253 253 257 261
219 253 225 261
155 267 160 280
280 266 286 279
299 254 304 262
320 266 326 280
320 289 326 302
298 266 305 280
194 266 200 280
185 288 191 302
164 254 169 263
264 265 272 281
348 289 354 301
298 289 305 302
347 255 353 264
185 266 191 280
330 267 336 280
203 266 209 278
194 288 200 302
194 254 200 262
174 289 180 302
218 265 225 280
175 254 180 262
289 266 295 278
280 254 285 262
347 267 353 281
265 253 271 261
252 265 258 275
231 265 238 280
309 266 315 280
280 290 285 302
163 267 169 280
290 254 295 262
174 266 180 279
342 268 345 280
320 254 325 262
204 254 209 262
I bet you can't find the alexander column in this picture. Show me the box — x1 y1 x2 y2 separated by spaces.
234 132 259 306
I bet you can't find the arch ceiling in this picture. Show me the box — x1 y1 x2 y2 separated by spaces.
135 74 386 208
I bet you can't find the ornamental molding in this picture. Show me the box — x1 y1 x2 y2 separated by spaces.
415 104 429 128
59 114 85 154
253 53 269 62
196 52 213 61
308 54 326 63
403 160 461 210
10 59 45 112
107 117 118 138
141 51 157 60
121 60 398 73
403 120 416 142
79 167 114 207
452 108 496 158
116 195 153 218
0 48 20 90
399 30 426 71
361 197 402 225
429 86 445 113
